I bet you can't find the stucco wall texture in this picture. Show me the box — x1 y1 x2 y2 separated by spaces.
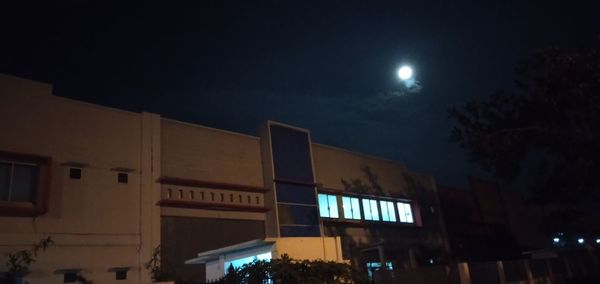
0 74 447 283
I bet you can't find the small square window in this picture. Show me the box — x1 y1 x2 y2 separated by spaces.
116 270 127 280
69 168 81 179
117 173 128 184
64 272 77 283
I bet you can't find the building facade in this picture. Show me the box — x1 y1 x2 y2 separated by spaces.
0 74 449 283
438 178 546 262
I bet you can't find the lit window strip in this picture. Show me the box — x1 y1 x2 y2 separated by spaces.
317 192 415 224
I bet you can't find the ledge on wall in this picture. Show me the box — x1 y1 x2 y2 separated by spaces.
157 176 269 193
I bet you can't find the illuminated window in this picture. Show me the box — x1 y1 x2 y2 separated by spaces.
362 198 379 221
397 202 414 223
342 196 361 220
225 252 272 271
318 194 339 218
379 200 397 222
366 261 393 280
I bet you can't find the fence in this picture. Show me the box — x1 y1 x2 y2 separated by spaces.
374 249 599 284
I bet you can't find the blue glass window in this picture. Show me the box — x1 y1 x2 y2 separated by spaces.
362 198 379 221
379 200 397 222
278 204 319 225
397 202 414 223
342 196 361 220
366 262 393 280
225 252 272 271
318 194 339 218
276 183 317 205
280 225 321 237
270 125 314 182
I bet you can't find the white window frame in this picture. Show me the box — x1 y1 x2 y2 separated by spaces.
379 200 397 222
397 201 414 223
342 196 361 220
362 198 380 221
318 193 339 218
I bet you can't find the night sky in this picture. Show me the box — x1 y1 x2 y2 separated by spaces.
2 1 599 187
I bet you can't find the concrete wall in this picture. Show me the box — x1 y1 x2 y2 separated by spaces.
1 73 452 282
311 143 449 269
161 119 263 187
0 74 147 283
312 143 411 196
161 217 265 281
272 237 344 262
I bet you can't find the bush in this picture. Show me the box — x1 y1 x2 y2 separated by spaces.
221 254 367 284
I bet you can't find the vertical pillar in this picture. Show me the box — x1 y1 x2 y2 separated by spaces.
564 257 573 278
428 178 453 257
259 122 279 238
496 261 506 284
457 262 471 284
523 260 534 284
408 247 418 269
218 255 225 279
378 245 387 268
140 112 162 283
545 259 554 282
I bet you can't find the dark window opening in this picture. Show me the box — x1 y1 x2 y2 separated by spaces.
0 151 50 217
69 168 81 179
230 194 233 202
220 193 224 202
269 125 314 182
116 270 127 280
63 272 77 283
117 172 128 183
1 161 39 203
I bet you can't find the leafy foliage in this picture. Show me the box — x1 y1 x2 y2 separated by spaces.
76 274 93 284
341 165 385 196
144 245 175 282
449 44 600 231
5 237 53 276
221 254 367 284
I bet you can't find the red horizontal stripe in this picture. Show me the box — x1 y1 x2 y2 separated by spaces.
158 176 269 193
157 200 270 213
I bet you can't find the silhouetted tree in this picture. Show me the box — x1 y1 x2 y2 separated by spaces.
449 43 600 233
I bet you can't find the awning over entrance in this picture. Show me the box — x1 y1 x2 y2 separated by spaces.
185 238 276 264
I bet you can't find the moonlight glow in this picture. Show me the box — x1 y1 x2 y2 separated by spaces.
397 66 413 80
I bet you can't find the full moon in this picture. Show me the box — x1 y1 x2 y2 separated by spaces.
397 66 413 80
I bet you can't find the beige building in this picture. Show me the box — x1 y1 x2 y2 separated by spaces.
0 74 449 283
